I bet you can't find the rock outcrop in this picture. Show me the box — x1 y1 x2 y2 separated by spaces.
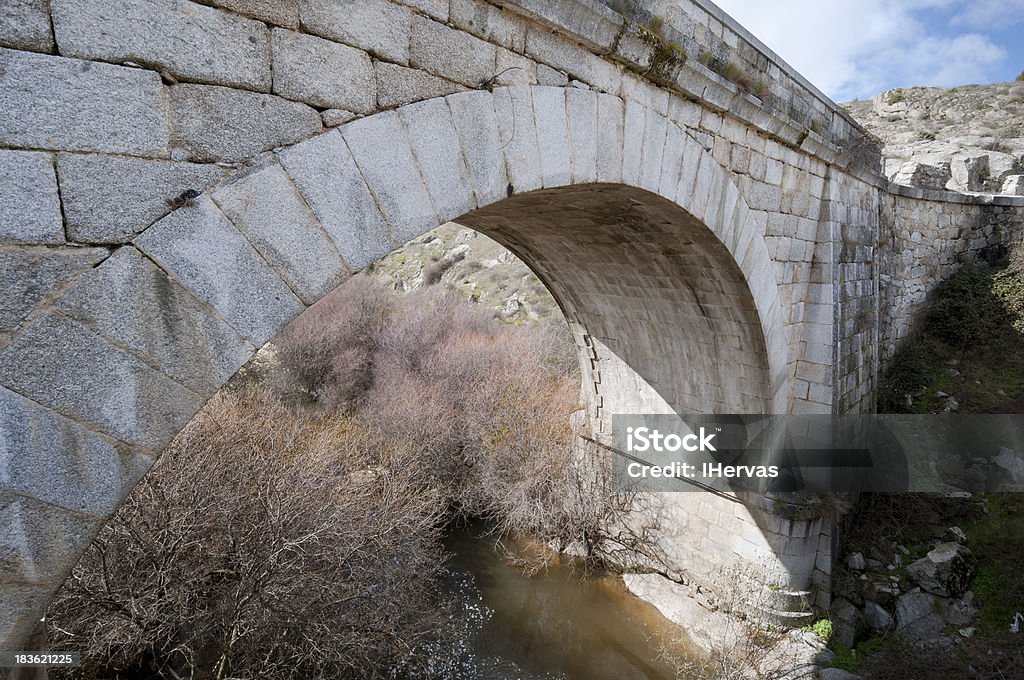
845 82 1024 195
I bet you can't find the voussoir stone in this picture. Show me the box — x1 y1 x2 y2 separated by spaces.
0 386 154 517
410 15 497 88
0 150 63 245
0 313 205 450
55 246 255 393
300 0 412 65
58 153 228 244
0 585 52 656
0 0 55 52
271 28 375 113
0 48 169 156
0 246 109 332
277 131 392 271
398 97 477 222
134 195 304 346
341 112 438 246
375 62 466 109
51 0 271 91
170 84 322 162
213 163 351 304
447 90 507 206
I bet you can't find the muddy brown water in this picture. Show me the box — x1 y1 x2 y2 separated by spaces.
426 522 698 680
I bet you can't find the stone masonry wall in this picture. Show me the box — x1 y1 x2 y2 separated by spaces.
879 188 1024 365
3 0 1024 651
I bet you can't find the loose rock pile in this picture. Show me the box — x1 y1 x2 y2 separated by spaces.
843 83 1024 195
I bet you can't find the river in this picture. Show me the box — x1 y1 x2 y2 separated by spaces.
421 522 697 680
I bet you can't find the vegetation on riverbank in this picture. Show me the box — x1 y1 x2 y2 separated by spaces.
839 243 1024 678
47 276 660 679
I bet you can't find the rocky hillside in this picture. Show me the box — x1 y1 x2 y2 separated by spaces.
367 222 562 322
843 79 1024 194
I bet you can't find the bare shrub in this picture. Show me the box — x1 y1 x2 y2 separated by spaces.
275 274 392 410
48 388 448 680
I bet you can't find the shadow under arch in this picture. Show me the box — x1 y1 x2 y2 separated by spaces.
0 86 804 646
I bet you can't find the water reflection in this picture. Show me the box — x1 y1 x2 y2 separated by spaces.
429 523 691 680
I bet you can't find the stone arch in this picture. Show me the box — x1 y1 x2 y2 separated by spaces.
0 85 792 646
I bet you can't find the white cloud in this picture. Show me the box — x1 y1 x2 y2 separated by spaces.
711 0 1008 101
949 0 1024 28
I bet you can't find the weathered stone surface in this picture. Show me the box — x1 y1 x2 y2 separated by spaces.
51 0 271 90
533 87 571 187
271 29 375 113
0 151 62 245
492 0 621 52
894 591 945 640
829 597 864 648
949 153 989 192
494 48 537 86
170 84 321 162
410 15 497 88
341 112 438 246
906 542 975 597
199 0 299 27
819 670 864 680
0 313 205 449
595 93 624 183
375 62 466 109
398 98 477 222
447 91 508 206
0 246 109 332
300 0 412 64
58 154 227 244
213 163 350 304
493 86 542 193
862 600 893 632
134 196 304 346
450 0 527 52
0 386 154 517
0 491 103 587
277 131 392 271
536 63 568 87
55 247 254 392
566 87 597 184
892 160 951 191
0 0 54 52
396 0 448 21
993 447 1024 483
1003 175 1024 196
0 584 51 655
524 27 621 93
0 49 169 156
321 109 357 127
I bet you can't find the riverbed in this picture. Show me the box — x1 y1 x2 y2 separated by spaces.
422 522 696 680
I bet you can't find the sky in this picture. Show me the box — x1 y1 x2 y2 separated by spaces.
711 0 1024 102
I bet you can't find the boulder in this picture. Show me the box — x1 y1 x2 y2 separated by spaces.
863 600 894 632
994 447 1024 483
948 153 989 192
1003 175 1024 196
829 597 865 648
847 552 866 571
895 591 945 640
892 160 951 190
820 669 865 680
905 542 975 597
985 151 1022 188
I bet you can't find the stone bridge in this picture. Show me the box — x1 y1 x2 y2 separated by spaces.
2 0 1023 650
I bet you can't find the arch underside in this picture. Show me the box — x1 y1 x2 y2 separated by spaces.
460 184 773 428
